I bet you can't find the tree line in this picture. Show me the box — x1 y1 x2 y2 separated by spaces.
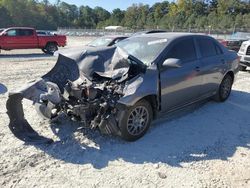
1 0 250 31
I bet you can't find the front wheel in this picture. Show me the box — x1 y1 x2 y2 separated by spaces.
119 99 153 141
214 75 233 102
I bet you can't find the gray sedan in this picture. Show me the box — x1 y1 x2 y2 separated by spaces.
6 33 239 143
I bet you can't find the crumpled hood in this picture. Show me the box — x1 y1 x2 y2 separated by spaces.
76 46 130 81
48 46 131 91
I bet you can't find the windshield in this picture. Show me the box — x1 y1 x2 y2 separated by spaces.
116 37 168 65
88 37 113 47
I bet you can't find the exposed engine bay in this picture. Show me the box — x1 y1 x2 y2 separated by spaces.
39 67 140 136
6 46 147 144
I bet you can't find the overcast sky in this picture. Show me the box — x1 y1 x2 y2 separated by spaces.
51 0 172 11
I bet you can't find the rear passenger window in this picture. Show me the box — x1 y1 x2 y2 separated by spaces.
198 38 218 57
18 29 33 36
166 38 197 63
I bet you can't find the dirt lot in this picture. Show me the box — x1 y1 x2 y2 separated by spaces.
0 37 250 188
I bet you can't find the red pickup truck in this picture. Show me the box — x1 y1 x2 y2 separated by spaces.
0 27 66 54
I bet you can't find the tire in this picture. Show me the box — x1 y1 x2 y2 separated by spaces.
239 65 247 71
45 43 58 55
41 48 47 53
214 74 233 102
119 99 153 141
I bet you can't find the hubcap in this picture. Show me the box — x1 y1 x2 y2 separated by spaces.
221 77 232 99
127 106 149 136
48 45 57 53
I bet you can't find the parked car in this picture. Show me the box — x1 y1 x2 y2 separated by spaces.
238 40 250 70
6 33 239 144
0 27 67 54
36 30 55 36
133 29 167 36
218 38 247 52
55 35 128 57
87 35 128 47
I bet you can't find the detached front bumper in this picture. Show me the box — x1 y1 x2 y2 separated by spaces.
6 54 79 144
7 93 54 144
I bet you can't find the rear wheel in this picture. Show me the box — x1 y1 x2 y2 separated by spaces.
214 74 233 102
45 43 58 55
119 99 153 141
41 48 47 54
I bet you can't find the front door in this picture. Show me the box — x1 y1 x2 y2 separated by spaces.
160 37 203 112
2 29 19 49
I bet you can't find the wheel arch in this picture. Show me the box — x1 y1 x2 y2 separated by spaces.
142 95 158 119
136 95 158 119
224 70 235 83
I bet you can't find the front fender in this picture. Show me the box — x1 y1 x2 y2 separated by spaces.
118 67 159 107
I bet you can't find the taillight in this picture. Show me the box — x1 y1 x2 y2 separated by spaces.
237 55 241 62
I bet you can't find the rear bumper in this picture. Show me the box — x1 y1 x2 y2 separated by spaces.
240 61 250 67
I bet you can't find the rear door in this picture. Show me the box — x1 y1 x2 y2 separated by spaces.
196 37 225 96
160 37 203 112
17 29 38 48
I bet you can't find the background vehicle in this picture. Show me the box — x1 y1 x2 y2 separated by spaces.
36 30 56 36
0 27 66 54
219 38 247 52
55 35 128 56
238 40 250 71
133 29 167 36
87 35 128 47
6 33 239 143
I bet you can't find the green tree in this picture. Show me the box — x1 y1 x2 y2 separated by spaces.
78 6 96 28
0 5 12 27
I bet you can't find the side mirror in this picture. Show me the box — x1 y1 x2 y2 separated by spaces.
162 58 182 69
2 32 7 36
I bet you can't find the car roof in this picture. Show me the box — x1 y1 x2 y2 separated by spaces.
5 27 34 30
102 35 128 39
135 30 167 34
133 32 208 39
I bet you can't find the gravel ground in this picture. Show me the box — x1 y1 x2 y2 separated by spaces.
0 37 250 188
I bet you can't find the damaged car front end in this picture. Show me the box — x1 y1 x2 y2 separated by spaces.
6 33 239 144
6 45 159 144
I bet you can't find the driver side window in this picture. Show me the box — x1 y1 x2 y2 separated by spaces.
166 38 197 63
7 29 17 36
